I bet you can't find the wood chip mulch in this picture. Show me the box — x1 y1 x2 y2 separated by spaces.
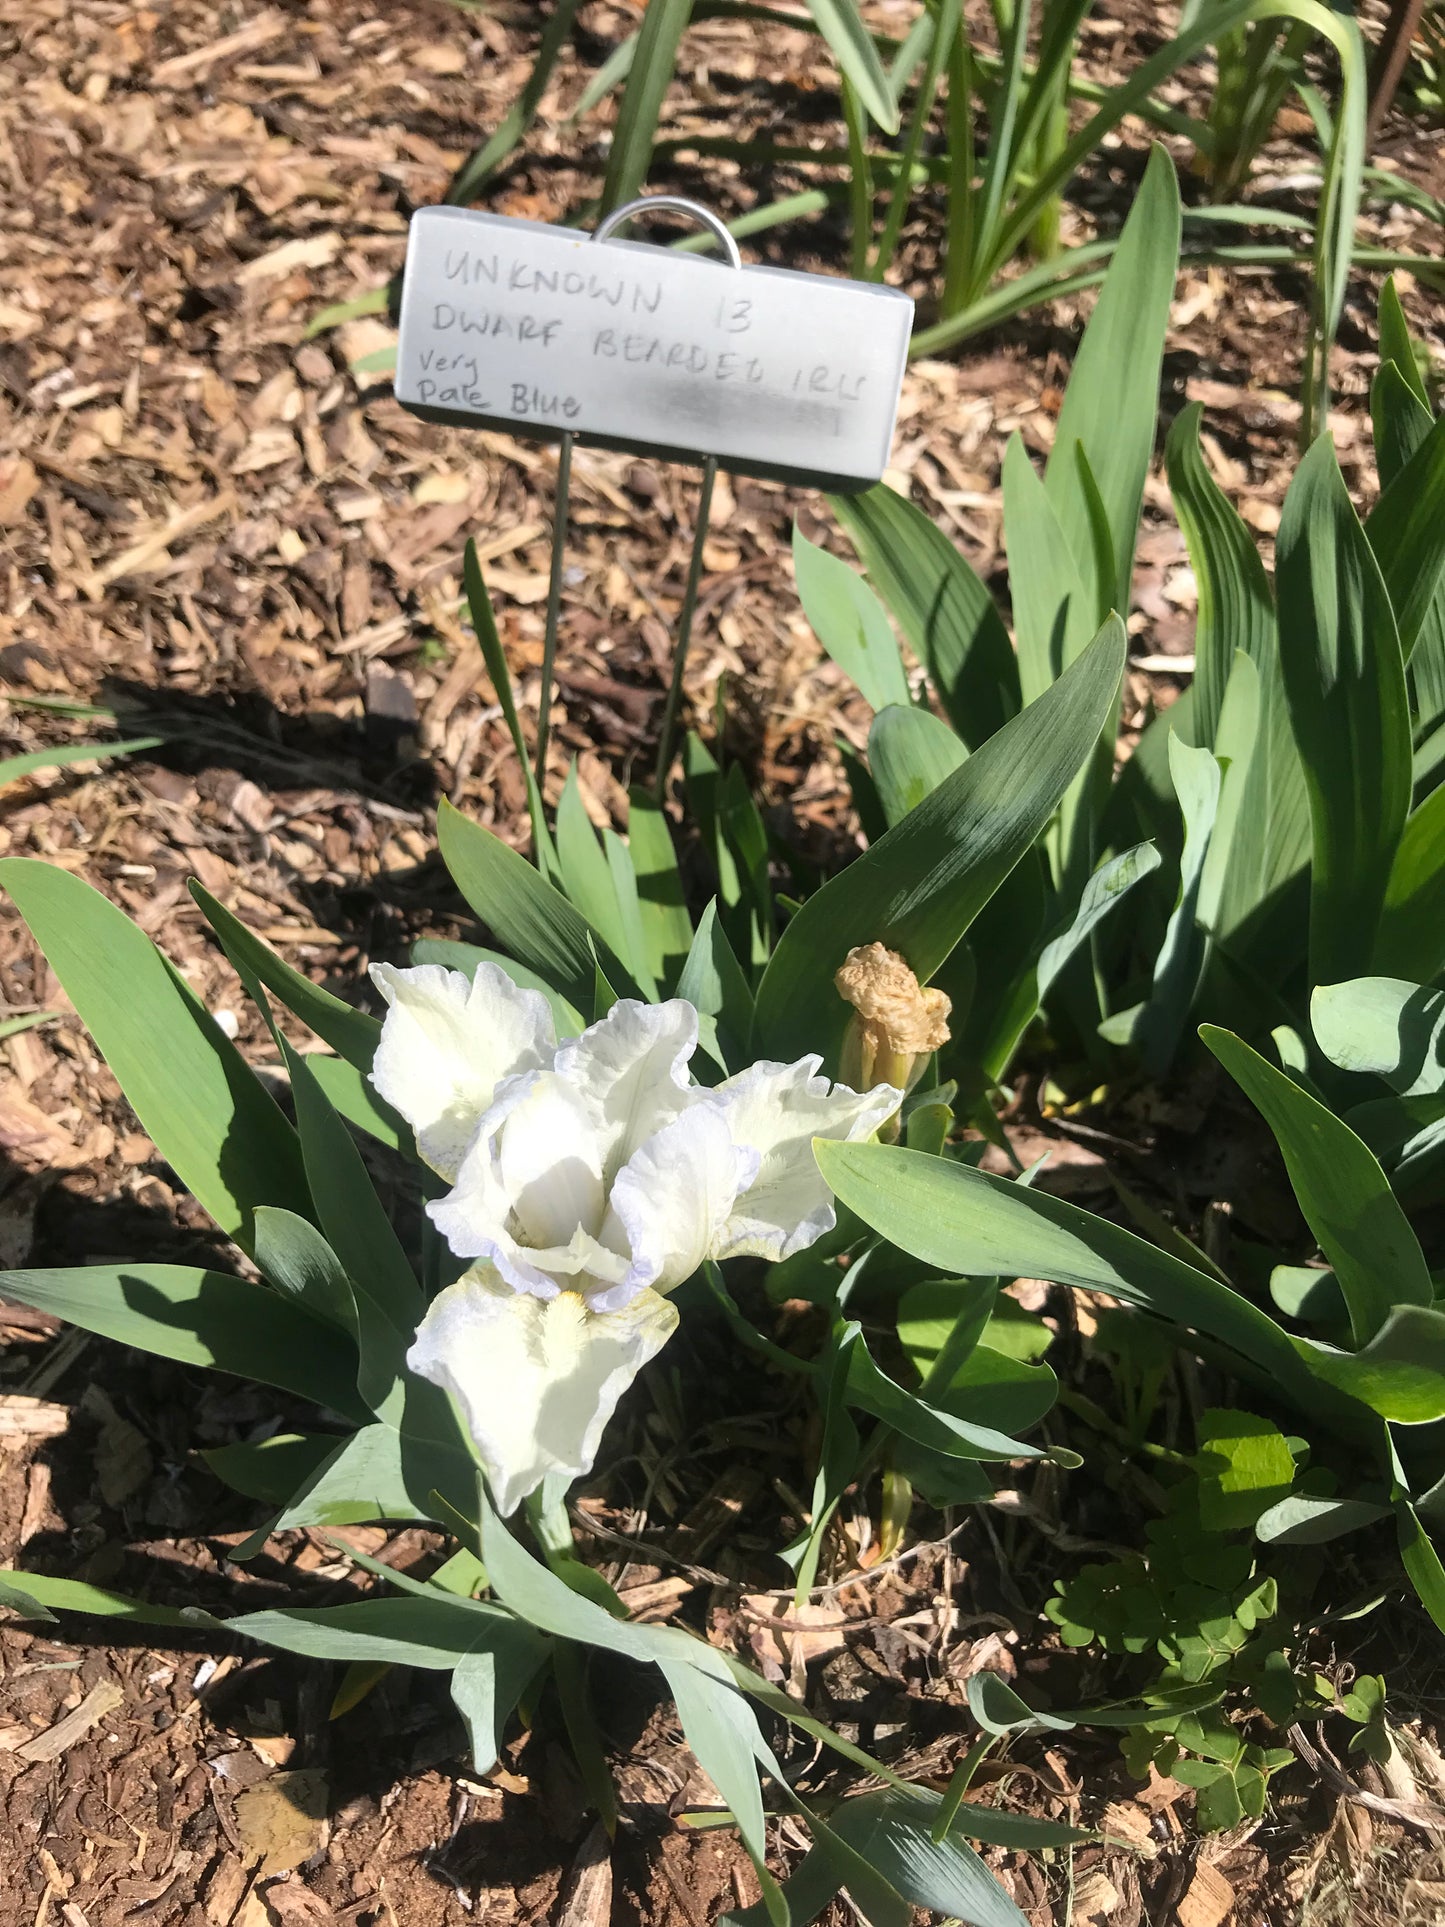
2 1 1445 1922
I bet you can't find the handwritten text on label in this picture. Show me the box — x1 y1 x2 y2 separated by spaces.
395 208 913 490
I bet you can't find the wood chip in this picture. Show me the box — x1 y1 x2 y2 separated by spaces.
743 1598 850 1675
0 457 39 526
83 492 236 599
38 1850 72 1898
1132 653 1196 674
412 470 471 506
1070 1869 1121 1922
411 43 467 76
422 639 488 740
1176 1861 1235 1927
235 235 341 285
1100 1799 1158 1856
203 1853 251 1925
0 299 40 338
152 10 287 84
556 1821 612 1927
615 1575 694 1620
16 1679 125 1763
0 1395 70 1443
19 1460 52 1544
252 1880 337 1924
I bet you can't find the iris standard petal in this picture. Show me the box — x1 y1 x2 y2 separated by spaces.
713 1057 902 1262
553 998 700 1173
594 1101 759 1312
369 961 555 1180
495 1073 606 1253
406 1268 678 1516
428 1073 628 1299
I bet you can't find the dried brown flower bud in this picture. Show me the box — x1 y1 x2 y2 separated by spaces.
834 942 951 1117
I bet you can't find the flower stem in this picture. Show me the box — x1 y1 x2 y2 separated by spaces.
535 430 574 788
654 455 718 791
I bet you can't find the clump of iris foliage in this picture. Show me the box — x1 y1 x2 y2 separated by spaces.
4 144 1445 1921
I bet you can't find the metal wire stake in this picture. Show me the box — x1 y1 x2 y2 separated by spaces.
534 428 573 788
528 197 736 798
653 454 717 793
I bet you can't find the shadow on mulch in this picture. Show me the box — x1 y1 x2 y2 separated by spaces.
98 675 442 815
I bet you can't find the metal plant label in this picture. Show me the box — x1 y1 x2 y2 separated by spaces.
395 206 913 491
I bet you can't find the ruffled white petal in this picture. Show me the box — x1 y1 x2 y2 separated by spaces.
407 1268 677 1515
426 1083 631 1300
594 1102 759 1312
553 999 700 1174
713 1057 902 1262
395 966 889 1306
424 1090 524 1270
495 1073 605 1253
369 961 555 1180
489 1224 634 1300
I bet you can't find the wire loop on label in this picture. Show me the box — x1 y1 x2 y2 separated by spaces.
590 194 743 271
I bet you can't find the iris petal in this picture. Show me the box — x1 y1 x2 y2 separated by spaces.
369 961 554 1181
594 1101 758 1312
553 998 701 1175
496 1074 606 1252
713 1057 901 1262
406 1268 678 1515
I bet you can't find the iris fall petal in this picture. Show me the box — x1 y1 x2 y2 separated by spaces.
406 1267 678 1515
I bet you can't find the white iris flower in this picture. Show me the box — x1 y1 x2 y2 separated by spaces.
369 961 900 1512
